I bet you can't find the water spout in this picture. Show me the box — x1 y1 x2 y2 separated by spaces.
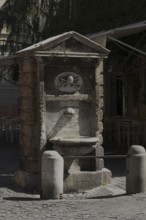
64 107 75 116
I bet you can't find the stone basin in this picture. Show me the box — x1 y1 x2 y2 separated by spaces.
50 136 99 156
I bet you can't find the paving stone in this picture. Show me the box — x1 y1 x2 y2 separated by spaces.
1 144 146 219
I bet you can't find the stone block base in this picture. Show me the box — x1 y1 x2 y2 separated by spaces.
14 169 38 191
64 168 112 193
14 168 112 194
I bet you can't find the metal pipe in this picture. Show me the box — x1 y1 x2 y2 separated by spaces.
64 155 127 159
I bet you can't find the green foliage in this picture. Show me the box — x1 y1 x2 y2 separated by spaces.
0 0 46 43
1 0 146 44
42 0 71 38
1 0 145 86
0 64 19 84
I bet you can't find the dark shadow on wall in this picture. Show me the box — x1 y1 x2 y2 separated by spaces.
0 143 27 193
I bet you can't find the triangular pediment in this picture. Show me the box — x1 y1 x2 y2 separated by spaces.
17 31 110 56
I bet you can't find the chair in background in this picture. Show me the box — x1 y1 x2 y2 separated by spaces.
131 120 144 146
103 117 116 143
117 119 132 150
0 117 20 143
143 121 146 148
11 118 20 143
0 118 5 141
4 119 13 143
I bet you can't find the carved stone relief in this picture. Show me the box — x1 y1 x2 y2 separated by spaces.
54 72 83 93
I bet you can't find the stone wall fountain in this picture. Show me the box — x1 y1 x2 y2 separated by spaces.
15 31 111 192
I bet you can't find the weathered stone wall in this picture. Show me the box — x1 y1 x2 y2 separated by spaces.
44 59 95 139
17 54 106 189
95 59 104 169
15 31 110 191
19 55 39 181
46 101 92 139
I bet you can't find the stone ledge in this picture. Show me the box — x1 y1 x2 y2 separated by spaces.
64 168 112 193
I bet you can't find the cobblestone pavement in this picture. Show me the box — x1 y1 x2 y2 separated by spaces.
0 144 146 219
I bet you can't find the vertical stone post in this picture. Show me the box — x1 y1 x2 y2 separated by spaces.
37 58 47 191
38 58 46 152
95 59 104 170
15 56 39 190
41 151 64 199
126 145 146 194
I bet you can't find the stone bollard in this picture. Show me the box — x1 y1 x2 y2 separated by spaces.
126 145 146 194
41 151 64 199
